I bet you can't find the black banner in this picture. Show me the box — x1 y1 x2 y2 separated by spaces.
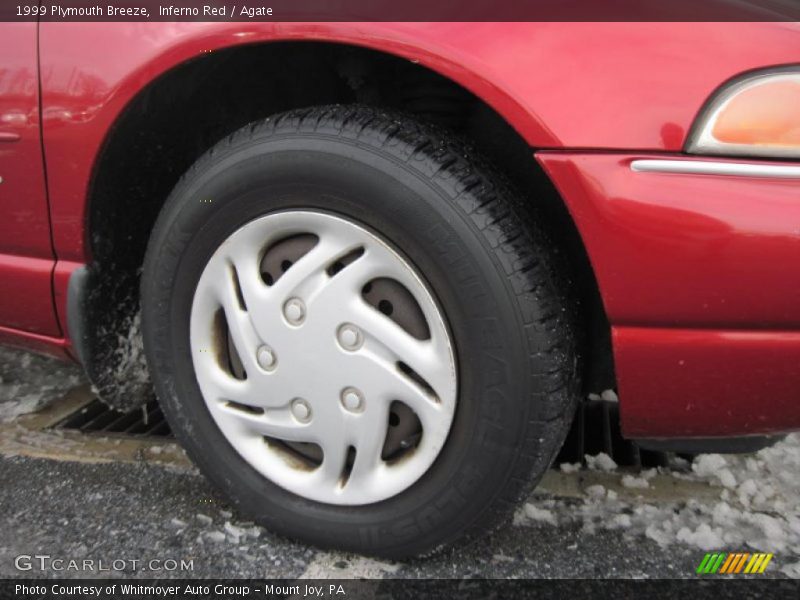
2 579 800 599
2 0 800 22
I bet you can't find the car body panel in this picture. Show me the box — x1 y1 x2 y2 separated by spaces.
536 152 800 329
1 21 799 439
0 324 70 360
614 326 800 437
539 151 800 437
38 21 800 263
0 23 60 336
0 255 58 334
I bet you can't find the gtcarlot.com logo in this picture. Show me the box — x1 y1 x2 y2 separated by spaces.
696 552 773 575
14 554 194 573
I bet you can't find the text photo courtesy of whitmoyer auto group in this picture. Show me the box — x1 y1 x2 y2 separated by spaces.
1 0 800 597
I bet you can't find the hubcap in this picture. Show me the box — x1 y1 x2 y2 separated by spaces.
190 211 457 505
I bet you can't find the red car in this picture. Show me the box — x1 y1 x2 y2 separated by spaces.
1 20 799 557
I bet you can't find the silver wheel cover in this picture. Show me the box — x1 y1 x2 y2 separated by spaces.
190 211 457 505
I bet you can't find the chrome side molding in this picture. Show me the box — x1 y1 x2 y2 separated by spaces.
631 159 800 179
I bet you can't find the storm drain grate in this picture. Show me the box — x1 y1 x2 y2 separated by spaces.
53 398 173 438
50 396 675 468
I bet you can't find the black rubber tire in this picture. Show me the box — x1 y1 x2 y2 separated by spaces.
141 105 579 558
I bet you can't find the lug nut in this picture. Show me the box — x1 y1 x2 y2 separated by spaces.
340 387 364 412
284 298 306 325
337 324 363 351
256 345 276 370
291 398 312 422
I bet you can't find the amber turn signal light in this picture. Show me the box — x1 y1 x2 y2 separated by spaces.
688 70 800 159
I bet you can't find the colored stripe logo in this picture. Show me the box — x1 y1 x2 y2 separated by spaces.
696 552 773 574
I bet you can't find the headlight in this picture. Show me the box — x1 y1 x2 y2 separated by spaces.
687 68 800 159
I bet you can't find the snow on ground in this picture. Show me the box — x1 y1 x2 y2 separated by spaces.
0 347 83 422
517 434 800 577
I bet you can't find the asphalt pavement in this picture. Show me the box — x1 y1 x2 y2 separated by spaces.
0 454 701 579
1 347 796 580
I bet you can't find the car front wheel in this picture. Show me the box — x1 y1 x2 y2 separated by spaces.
141 106 578 557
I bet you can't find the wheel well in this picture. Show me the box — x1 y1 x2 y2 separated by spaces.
84 41 614 409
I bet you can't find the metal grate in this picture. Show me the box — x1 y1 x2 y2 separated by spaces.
53 398 173 438
50 396 675 469
555 399 675 468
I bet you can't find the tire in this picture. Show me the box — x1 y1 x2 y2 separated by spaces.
141 105 579 558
